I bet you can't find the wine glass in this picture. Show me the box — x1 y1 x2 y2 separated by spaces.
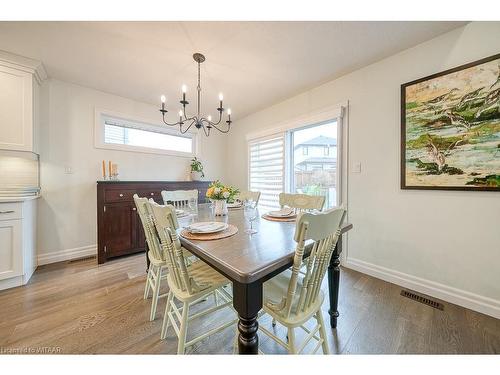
243 200 258 234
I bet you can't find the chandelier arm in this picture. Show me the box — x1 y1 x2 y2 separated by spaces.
179 119 196 134
208 121 231 134
161 114 181 127
201 123 210 137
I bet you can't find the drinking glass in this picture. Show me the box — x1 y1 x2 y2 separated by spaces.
188 197 197 214
244 200 258 234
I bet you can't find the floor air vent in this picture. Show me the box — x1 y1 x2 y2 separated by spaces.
69 256 96 263
400 290 444 310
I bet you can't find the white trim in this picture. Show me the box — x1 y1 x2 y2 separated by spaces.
0 49 47 84
94 108 200 158
245 103 345 141
344 257 500 319
37 245 97 266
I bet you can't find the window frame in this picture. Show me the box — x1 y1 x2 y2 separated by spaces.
246 103 347 209
94 108 199 158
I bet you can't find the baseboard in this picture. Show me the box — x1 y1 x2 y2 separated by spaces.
344 257 500 319
37 245 97 266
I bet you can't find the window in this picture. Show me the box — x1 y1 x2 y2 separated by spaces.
248 113 342 211
96 111 196 156
248 134 285 210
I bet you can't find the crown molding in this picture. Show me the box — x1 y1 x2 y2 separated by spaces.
0 50 48 84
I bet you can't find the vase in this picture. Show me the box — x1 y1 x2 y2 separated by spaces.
191 171 203 181
213 199 228 216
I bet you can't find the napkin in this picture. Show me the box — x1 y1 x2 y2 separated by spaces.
187 222 226 233
268 207 295 217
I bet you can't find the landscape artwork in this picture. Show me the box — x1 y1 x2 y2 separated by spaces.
401 54 500 191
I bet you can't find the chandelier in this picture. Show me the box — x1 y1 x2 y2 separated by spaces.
159 53 232 136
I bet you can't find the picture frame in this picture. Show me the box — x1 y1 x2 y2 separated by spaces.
401 53 500 191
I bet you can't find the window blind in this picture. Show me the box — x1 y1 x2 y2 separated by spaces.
249 134 284 210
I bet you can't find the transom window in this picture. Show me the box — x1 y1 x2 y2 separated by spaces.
96 111 196 157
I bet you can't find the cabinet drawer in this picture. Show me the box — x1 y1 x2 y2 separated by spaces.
104 189 136 203
138 190 161 200
0 202 22 221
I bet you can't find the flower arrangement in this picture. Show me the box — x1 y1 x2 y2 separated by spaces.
206 180 240 201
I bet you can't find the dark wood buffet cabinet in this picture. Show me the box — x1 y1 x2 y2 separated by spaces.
97 180 211 264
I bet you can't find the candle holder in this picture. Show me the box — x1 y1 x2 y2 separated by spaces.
110 172 119 181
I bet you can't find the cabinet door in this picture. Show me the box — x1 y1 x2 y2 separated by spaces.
0 66 33 151
103 203 137 257
0 219 22 281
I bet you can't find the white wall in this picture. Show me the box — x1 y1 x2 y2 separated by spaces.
226 22 500 317
38 79 227 263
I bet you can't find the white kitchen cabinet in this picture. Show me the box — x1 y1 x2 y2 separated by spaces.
0 51 46 153
0 198 37 290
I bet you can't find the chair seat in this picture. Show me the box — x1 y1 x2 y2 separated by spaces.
167 259 230 302
263 269 324 327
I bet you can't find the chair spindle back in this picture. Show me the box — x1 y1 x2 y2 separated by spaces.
279 193 325 213
161 189 198 209
267 206 346 318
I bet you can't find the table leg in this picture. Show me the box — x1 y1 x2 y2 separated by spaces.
328 235 342 328
232 281 263 354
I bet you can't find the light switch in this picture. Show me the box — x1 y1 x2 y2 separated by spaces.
353 162 361 173
64 166 73 174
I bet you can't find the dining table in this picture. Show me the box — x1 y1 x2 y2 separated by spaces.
147 203 353 354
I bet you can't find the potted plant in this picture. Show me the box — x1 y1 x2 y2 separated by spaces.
206 181 240 216
190 157 205 181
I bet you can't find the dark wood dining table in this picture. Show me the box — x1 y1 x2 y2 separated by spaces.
150 204 353 354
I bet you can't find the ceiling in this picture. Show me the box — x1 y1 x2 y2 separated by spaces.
0 21 466 119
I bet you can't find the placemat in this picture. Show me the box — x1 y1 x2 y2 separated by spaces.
261 214 296 222
181 224 238 241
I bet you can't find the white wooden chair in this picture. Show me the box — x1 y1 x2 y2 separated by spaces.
161 189 198 209
134 194 170 321
279 192 325 213
148 201 237 354
258 207 346 354
134 194 193 321
237 190 261 205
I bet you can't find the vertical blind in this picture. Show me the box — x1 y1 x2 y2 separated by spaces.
249 134 285 210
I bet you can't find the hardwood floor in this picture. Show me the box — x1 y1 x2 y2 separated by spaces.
0 254 498 354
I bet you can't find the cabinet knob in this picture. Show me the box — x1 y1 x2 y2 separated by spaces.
119 193 124 197
132 207 137 211
150 192 154 196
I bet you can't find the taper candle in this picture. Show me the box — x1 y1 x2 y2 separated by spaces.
109 161 112 178
102 160 105 179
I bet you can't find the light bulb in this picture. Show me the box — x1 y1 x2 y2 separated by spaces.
182 84 187 93
179 110 183 117
227 108 232 116
219 93 224 101
208 115 212 122
160 95 166 103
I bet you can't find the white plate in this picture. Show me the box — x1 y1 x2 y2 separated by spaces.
186 221 228 234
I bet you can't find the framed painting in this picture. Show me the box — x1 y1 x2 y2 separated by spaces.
401 53 500 191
